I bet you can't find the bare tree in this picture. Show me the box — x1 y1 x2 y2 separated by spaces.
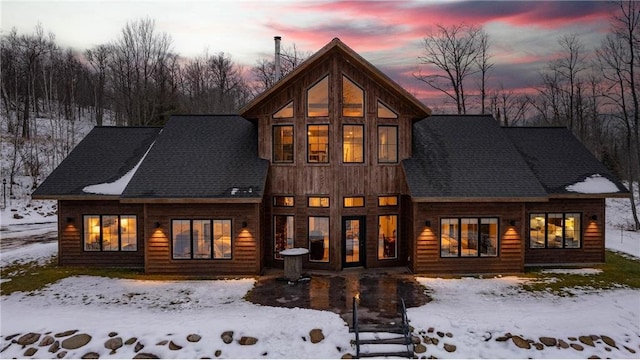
476 29 494 114
414 23 485 114
251 43 311 94
85 44 110 126
490 86 530 127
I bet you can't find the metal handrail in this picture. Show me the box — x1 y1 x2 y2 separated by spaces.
352 296 360 358
400 298 412 357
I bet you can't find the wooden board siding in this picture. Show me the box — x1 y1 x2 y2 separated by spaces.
57 200 145 268
145 203 261 275
524 198 605 265
411 202 525 274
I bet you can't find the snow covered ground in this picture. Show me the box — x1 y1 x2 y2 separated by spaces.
1 193 639 358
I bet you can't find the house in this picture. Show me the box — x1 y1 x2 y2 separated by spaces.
32 38 628 275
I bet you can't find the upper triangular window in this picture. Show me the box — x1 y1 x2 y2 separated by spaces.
377 101 398 119
274 101 293 119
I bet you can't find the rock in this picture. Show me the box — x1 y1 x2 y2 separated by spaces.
168 341 182 350
239 336 258 346
414 343 427 353
13 214 24 219
445 332 453 338
156 340 168 346
1 344 12 353
133 353 159 359
623 345 636 354
48 341 60 353
82 352 99 359
17 332 41 346
187 334 201 343
571 343 584 351
104 337 123 353
512 335 531 349
495 336 510 342
309 329 324 344
39 335 55 347
57 351 67 358
221 331 233 344
444 343 456 352
214 350 222 357
61 333 92 350
427 327 434 333
134 342 144 352
579 336 595 347
108 332 118 337
262 352 268 356
431 337 439 346
125 337 137 345
436 331 444 338
411 336 421 344
54 330 78 338
5 334 19 341
534 343 544 350
539 337 557 347
600 335 617 348
24 347 37 356
341 354 353 359
568 337 577 341
587 356 600 359
558 339 570 349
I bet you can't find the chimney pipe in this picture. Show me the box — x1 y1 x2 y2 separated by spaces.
274 36 282 82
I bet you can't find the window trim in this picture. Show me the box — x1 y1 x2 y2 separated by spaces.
171 218 233 260
439 217 500 258
82 214 137 252
528 212 582 249
272 124 294 164
307 124 330 163
378 125 399 164
343 124 365 163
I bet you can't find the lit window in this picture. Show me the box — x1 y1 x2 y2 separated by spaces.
273 125 294 163
83 215 137 252
343 125 364 163
307 125 329 163
274 101 293 118
274 215 294 260
344 196 364 207
378 126 398 163
307 76 329 117
343 76 364 117
377 101 398 119
309 216 329 262
172 219 232 259
308 196 329 208
378 196 398 206
273 196 294 207
378 215 398 259
529 213 581 249
440 217 498 257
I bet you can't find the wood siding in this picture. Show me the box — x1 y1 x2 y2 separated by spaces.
411 202 525 274
524 199 605 265
58 200 145 268
248 48 423 270
145 203 261 275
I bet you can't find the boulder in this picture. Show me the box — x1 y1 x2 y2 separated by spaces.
238 336 258 346
214 350 222 357
156 340 168 346
48 340 60 353
125 337 138 346
539 337 557 347
414 343 427 353
187 334 201 343
54 330 78 338
108 332 118 337
134 342 144 352
534 343 544 350
17 332 41 346
133 353 159 359
309 329 324 344
61 333 92 350
571 343 584 351
579 336 595 347
512 335 531 349
81 351 99 359
57 351 67 359
221 331 233 344
24 347 37 356
558 339 570 349
600 335 617 348
104 337 123 353
168 341 182 350
445 332 453 338
341 354 353 359
444 343 456 352
39 335 55 347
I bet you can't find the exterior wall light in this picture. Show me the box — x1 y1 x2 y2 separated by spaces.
509 220 519 227
424 220 431 228
242 221 248 228
66 217 74 223
591 215 598 221
154 222 161 229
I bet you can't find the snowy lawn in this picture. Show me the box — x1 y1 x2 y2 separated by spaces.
1 194 639 358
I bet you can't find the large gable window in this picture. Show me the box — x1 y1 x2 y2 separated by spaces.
343 124 364 163
378 126 398 163
83 215 137 252
307 76 329 117
172 219 232 259
529 213 581 249
273 125 294 163
307 124 329 163
343 76 364 117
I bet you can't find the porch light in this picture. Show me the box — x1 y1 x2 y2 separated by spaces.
66 217 74 223
242 221 248 228
509 220 519 227
424 220 431 228
154 221 161 229
591 215 598 221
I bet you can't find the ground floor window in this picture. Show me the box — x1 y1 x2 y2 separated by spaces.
309 216 329 262
172 219 232 259
83 215 137 252
529 213 581 249
378 215 397 259
274 215 294 260
440 217 498 257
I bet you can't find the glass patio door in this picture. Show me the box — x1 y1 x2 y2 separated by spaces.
342 216 365 268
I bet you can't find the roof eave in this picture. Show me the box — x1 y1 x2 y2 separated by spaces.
31 194 122 201
549 192 630 199
119 197 264 204
409 196 550 203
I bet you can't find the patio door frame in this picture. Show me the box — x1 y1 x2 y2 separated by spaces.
342 215 366 268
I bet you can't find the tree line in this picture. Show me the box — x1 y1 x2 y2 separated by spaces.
1 3 639 227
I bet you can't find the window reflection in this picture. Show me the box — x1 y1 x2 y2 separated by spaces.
379 215 397 259
307 76 329 117
343 125 364 163
343 76 363 117
307 125 329 163
309 216 329 262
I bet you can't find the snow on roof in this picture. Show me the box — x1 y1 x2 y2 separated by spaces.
83 141 155 195
565 174 621 194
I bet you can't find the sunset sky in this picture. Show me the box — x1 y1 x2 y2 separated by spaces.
1 0 617 109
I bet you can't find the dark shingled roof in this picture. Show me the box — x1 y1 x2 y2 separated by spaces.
402 115 548 200
32 127 161 198
503 127 628 195
121 115 269 200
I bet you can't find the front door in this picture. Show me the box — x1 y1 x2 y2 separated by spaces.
342 216 365 268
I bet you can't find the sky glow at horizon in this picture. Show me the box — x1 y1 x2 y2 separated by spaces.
0 0 615 109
